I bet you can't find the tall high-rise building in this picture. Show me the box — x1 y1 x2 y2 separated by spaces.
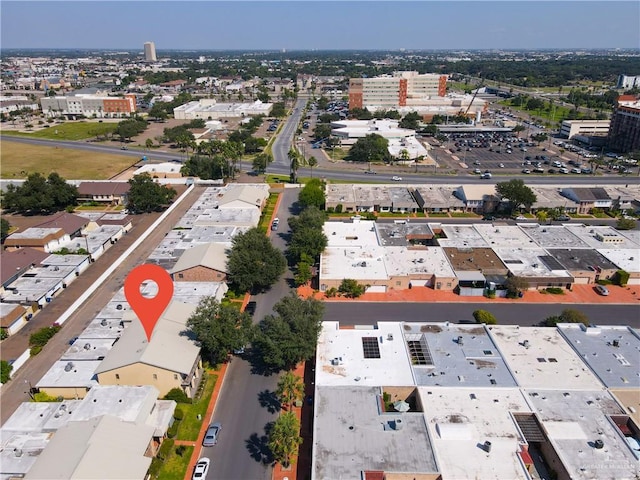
607 95 640 153
143 42 157 62
349 71 447 109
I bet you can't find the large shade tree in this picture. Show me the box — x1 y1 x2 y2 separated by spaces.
253 293 324 371
345 133 390 163
496 179 537 213
127 173 177 213
226 227 286 293
186 296 253 364
2 172 78 215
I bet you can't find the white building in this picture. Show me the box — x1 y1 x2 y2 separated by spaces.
560 119 610 139
143 41 157 62
617 74 640 89
173 99 272 120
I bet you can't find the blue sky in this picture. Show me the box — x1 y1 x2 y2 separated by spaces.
1 1 639 50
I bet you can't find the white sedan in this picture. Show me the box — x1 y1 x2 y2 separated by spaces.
192 458 210 480
391 176 402 181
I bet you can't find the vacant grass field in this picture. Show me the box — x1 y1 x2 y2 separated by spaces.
2 121 116 140
1 141 135 179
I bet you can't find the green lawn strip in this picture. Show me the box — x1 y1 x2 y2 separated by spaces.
1 121 116 141
175 373 218 441
450 212 482 218
156 445 194 480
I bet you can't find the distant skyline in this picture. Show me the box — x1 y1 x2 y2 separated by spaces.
1 1 639 51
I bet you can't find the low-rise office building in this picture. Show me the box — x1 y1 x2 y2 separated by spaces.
560 119 610 139
173 99 272 120
41 93 137 118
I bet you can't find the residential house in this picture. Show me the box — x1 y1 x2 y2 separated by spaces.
95 302 203 398
561 187 612 215
454 185 501 213
0 303 29 336
170 242 229 282
77 181 130 205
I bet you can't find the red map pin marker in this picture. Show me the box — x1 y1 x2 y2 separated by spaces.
124 264 174 342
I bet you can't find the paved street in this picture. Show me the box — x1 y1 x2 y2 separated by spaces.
0 186 204 424
202 187 300 480
323 302 640 329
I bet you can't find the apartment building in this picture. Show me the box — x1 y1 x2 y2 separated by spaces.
349 71 447 109
41 93 137 118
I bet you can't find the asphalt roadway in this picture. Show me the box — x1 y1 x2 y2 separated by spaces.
323 302 640 329
4 136 637 187
0 186 205 424
202 187 301 480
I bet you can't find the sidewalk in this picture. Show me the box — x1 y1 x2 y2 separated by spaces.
298 283 640 305
183 361 230 480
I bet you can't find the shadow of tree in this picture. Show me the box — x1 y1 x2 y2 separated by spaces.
258 389 282 414
245 423 275 465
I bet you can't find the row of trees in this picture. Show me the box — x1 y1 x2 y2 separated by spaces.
2 172 78 215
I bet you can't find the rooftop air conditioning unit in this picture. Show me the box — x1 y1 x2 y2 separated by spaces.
64 362 74 372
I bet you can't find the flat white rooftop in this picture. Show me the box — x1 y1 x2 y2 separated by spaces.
597 248 640 273
436 224 490 248
316 322 415 387
384 246 455 278
489 326 604 389
525 389 638 480
403 322 517 387
558 324 640 388
520 224 591 249
313 386 438 480
80 317 125 340
35 360 100 390
565 225 640 250
62 338 115 361
420 387 532 480
474 224 538 248
323 219 380 247
320 246 387 281
493 247 572 279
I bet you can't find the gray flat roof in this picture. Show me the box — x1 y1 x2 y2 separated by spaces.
558 324 640 388
403 323 517 387
547 248 618 272
313 386 438 480
374 222 434 247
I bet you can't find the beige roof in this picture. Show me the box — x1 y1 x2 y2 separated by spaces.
95 301 199 375
218 184 268 208
170 242 228 274
457 184 498 202
24 415 154 480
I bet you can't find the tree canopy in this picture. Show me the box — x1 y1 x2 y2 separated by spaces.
268 411 302 467
298 179 325 209
0 218 10 242
288 205 328 265
226 227 286 293
345 133 390 163
399 111 422 130
253 293 324 371
544 308 589 327
496 179 537 212
126 173 177 213
186 296 253 364
2 172 78 215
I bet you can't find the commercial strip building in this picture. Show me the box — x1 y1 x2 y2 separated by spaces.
324 183 640 216
41 92 137 118
318 217 640 294
312 321 640 480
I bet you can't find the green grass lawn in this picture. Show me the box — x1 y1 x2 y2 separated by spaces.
427 212 450 217
175 373 218 441
156 445 194 480
450 212 482 218
2 121 116 141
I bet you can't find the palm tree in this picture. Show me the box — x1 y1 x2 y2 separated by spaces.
268 411 302 468
307 156 318 178
276 371 305 409
288 148 302 184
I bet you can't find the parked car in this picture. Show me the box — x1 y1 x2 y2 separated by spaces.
203 423 221 446
364 170 377 174
244 301 257 316
557 215 571 221
594 284 609 296
192 458 210 480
